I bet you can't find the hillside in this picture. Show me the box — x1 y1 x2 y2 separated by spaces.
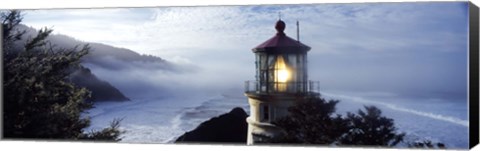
70 66 130 102
14 24 175 71
11 24 178 101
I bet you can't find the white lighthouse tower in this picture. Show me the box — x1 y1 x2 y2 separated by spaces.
245 19 319 145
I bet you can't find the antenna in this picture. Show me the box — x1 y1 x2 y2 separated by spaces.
296 20 300 42
278 12 281 20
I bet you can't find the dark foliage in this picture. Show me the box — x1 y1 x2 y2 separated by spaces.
2 11 25 44
273 97 350 144
340 106 405 146
268 96 405 147
79 118 124 141
2 10 123 141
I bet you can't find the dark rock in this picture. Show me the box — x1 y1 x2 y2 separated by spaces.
175 107 248 143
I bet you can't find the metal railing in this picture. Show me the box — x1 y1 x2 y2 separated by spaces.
245 80 320 94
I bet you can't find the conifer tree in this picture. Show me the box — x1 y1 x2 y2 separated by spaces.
272 97 350 144
267 96 405 147
340 106 405 146
2 10 123 141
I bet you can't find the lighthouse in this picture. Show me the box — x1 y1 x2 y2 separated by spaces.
245 19 320 144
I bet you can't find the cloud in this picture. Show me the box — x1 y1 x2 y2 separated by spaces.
21 2 469 100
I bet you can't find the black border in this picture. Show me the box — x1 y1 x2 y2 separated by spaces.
0 2 479 150
469 1 480 149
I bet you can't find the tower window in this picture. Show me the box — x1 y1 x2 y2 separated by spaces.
264 105 269 121
261 105 270 122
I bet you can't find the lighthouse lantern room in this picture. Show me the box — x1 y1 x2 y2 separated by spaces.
245 19 320 145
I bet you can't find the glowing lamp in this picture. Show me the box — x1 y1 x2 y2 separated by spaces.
275 55 290 83
250 19 311 93
245 18 317 145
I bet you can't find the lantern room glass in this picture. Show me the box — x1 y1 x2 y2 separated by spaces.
255 53 307 93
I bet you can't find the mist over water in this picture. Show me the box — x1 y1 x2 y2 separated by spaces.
76 36 469 149
59 3 469 149
10 3 470 149
81 47 469 148
81 54 469 148
83 58 249 100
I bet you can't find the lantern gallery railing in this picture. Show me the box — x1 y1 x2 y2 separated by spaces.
245 80 320 94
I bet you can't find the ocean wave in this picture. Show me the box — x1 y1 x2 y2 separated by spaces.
323 92 468 148
323 92 469 127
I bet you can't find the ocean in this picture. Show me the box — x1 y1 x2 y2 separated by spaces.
85 90 469 149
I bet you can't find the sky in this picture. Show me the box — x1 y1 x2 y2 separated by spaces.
20 2 470 101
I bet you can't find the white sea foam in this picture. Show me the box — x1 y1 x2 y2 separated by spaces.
85 91 249 144
323 92 468 149
86 91 468 148
323 92 469 127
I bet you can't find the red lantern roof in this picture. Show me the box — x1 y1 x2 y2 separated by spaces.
252 20 311 53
